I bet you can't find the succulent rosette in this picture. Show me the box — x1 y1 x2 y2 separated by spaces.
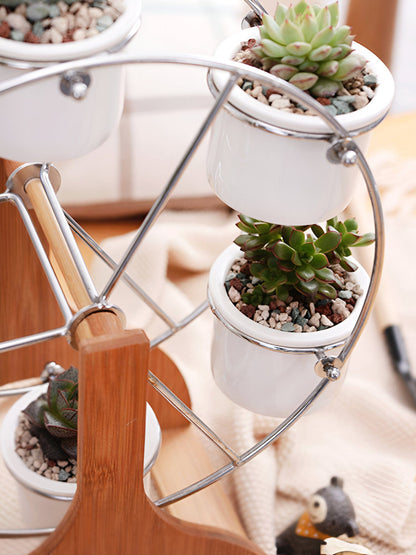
23 366 78 460
252 0 367 97
234 215 374 302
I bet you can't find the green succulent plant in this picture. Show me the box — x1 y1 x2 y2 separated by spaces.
23 366 78 460
234 214 374 302
251 0 367 97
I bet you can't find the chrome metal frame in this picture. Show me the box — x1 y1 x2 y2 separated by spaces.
0 50 383 535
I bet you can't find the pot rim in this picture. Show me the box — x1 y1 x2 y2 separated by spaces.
0 384 161 499
0 0 141 64
211 27 395 135
208 244 370 351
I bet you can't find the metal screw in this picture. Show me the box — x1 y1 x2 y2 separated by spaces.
341 149 358 167
325 365 341 381
60 70 91 101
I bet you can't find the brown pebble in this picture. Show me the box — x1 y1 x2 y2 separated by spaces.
48 459 56 467
332 313 344 324
269 299 278 310
316 97 331 105
24 31 40 43
230 278 244 291
346 303 354 312
239 262 251 275
315 304 332 316
240 304 256 319
0 20 10 38
247 38 256 48
265 88 280 99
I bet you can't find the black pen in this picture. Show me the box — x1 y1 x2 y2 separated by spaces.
384 324 416 406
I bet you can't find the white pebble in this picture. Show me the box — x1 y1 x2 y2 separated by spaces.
86 28 99 38
293 324 303 333
40 29 52 43
57 460 68 468
362 85 375 99
50 27 63 43
0 7 7 21
58 1 68 14
14 4 26 16
307 326 317 332
353 284 363 295
228 286 241 303
69 1 81 13
250 85 263 98
103 6 119 18
268 94 282 103
89 7 103 18
271 97 291 109
51 16 68 35
73 28 86 41
6 13 31 34
309 312 321 327
75 14 89 28
109 0 124 12
33 460 41 469
320 315 334 327
77 4 88 17
269 317 276 328
332 298 350 318
309 302 315 315
39 462 48 473
278 312 289 323
352 95 369 110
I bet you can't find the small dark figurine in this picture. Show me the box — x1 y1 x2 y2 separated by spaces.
275 477 359 555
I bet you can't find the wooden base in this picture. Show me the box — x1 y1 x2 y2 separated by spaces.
0 159 264 555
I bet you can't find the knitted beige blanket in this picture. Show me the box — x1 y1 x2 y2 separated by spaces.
0 154 415 554
88 154 416 555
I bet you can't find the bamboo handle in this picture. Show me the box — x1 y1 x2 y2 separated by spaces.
25 178 124 346
26 178 91 311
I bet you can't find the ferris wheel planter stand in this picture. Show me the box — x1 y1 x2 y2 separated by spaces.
0 3 392 553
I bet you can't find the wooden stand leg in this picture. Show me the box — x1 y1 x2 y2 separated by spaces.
32 328 262 555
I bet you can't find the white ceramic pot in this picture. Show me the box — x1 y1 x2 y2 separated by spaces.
208 244 369 418
0 0 141 161
207 27 394 225
0 384 161 528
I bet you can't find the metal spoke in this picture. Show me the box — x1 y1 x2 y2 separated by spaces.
98 72 240 302
150 301 209 348
0 193 72 323
0 327 67 354
154 378 329 507
149 371 240 464
65 211 176 329
0 528 54 537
